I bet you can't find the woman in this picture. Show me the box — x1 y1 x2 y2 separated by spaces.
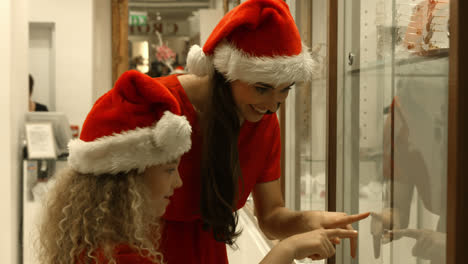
156 0 369 263
39 71 360 264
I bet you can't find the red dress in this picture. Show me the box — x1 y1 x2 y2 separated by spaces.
158 75 282 264
77 244 157 263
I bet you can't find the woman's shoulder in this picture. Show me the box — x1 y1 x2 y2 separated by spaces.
153 75 196 115
176 74 211 109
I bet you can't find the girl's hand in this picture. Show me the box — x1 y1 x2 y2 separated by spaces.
303 211 370 258
282 228 359 261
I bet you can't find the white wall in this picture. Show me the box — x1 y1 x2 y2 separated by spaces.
199 9 223 46
29 0 94 127
0 0 29 262
187 11 200 42
0 1 110 262
93 0 112 102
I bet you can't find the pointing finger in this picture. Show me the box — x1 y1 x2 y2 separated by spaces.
325 229 359 239
348 224 357 258
329 212 370 228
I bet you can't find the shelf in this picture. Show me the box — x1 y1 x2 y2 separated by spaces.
300 159 327 162
348 48 449 75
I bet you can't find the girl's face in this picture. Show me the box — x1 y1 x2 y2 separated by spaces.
230 80 294 122
143 157 183 216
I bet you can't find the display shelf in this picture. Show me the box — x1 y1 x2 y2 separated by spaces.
348 48 449 74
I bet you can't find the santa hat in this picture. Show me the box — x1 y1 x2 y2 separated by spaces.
186 0 316 86
67 70 192 175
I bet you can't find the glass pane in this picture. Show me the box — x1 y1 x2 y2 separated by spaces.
295 0 328 213
339 0 449 263
288 2 328 262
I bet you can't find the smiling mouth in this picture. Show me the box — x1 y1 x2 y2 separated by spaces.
250 105 267 115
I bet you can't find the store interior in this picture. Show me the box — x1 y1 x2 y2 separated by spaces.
1 0 466 263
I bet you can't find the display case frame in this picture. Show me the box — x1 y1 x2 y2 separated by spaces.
111 0 129 85
446 1 468 263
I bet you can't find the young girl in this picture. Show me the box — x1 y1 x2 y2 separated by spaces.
154 0 370 263
38 70 192 264
38 70 360 264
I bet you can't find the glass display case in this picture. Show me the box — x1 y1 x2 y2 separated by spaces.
336 0 449 263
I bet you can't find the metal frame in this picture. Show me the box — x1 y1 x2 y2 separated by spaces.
334 0 360 262
447 0 468 263
283 0 299 211
327 0 338 259
327 0 338 217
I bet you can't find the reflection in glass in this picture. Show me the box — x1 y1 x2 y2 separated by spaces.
340 0 449 263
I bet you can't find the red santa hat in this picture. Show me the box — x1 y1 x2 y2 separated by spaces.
186 0 316 86
67 70 192 175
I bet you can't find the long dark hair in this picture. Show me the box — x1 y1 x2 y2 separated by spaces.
200 70 242 245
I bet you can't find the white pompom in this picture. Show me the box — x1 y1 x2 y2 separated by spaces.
152 111 192 156
186 45 214 77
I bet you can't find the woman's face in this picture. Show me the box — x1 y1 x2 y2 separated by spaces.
230 80 294 122
143 157 183 216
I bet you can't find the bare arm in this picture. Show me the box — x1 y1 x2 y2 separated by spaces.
259 229 359 264
252 178 370 258
252 179 310 240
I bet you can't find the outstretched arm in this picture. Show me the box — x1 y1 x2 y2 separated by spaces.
259 228 359 264
252 179 370 258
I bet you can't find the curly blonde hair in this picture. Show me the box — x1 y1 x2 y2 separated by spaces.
38 167 164 264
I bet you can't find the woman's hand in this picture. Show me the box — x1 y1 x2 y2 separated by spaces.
282 228 359 261
303 211 370 258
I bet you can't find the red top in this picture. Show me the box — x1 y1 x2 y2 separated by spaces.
160 74 281 220
157 74 281 263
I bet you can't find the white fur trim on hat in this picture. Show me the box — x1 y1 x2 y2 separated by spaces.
67 111 192 175
186 42 318 86
186 45 215 77
213 42 318 86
